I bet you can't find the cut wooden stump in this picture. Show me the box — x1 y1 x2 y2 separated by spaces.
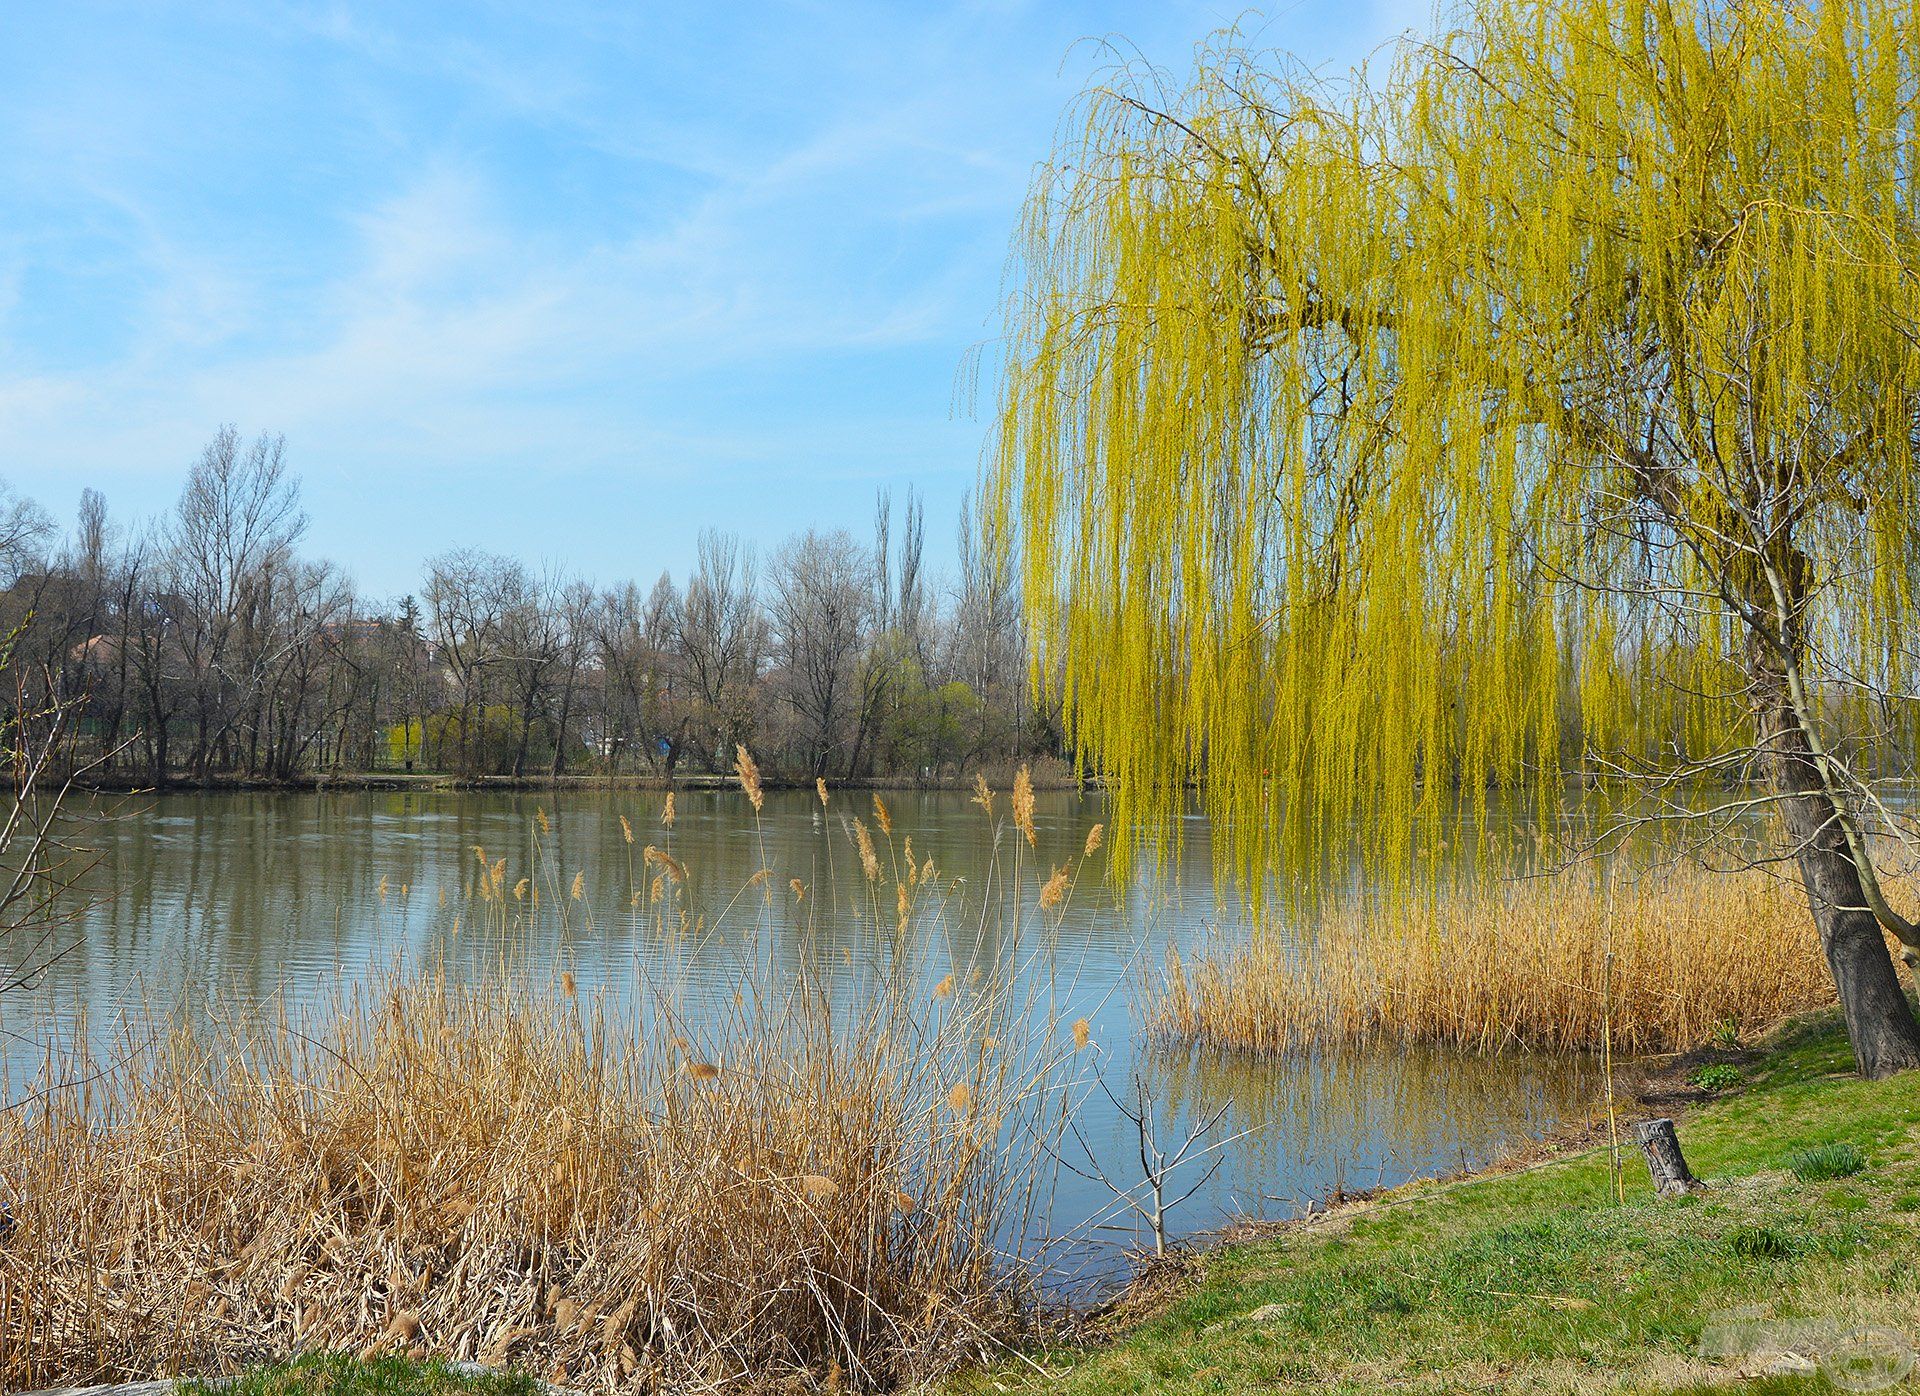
1635 1116 1703 1196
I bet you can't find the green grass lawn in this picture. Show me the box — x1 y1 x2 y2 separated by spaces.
182 1354 544 1396
952 1011 1920 1396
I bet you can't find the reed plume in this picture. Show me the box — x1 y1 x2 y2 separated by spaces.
642 845 687 885
852 819 881 883
733 745 764 812
1011 766 1036 847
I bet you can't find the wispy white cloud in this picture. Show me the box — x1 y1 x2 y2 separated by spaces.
0 0 1436 590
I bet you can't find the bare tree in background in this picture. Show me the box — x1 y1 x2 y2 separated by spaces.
0 483 53 581
497 566 565 778
674 530 765 766
545 578 597 776
424 549 519 774
638 575 694 772
767 529 873 779
248 559 354 777
949 494 1026 764
166 427 308 778
862 488 933 773
2 448 1057 784
895 488 927 670
591 578 679 774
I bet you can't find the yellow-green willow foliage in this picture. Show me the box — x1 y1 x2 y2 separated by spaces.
993 0 1920 887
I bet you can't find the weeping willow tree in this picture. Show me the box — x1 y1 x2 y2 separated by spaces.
991 0 1920 1076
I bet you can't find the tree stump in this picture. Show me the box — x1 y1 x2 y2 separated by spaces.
1635 1117 1702 1196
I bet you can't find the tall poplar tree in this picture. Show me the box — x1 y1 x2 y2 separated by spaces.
992 0 1920 1074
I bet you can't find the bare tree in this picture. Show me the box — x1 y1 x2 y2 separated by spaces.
948 494 1026 764
593 575 691 773
896 488 927 669
0 672 103 1003
496 566 567 777
545 578 597 776
673 530 765 766
424 549 519 774
1058 1069 1244 1260
0 482 53 585
165 427 308 778
10 441 1050 784
766 529 873 779
251 560 354 777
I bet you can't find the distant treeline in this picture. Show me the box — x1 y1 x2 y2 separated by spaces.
3 428 1062 783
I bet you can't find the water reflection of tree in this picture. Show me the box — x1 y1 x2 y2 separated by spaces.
1146 1044 1601 1210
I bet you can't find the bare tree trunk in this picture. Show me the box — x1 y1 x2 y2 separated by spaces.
513 707 532 777
552 676 576 777
1751 638 1920 1079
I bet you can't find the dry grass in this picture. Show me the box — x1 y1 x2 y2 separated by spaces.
1150 863 1857 1056
0 792 1088 1394
0 966 1054 1392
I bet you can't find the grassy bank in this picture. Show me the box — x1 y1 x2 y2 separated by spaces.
954 1008 1920 1395
1152 864 1845 1056
181 1353 543 1396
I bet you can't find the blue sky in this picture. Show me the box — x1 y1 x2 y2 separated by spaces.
0 0 1429 603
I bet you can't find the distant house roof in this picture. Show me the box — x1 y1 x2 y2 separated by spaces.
71 634 120 665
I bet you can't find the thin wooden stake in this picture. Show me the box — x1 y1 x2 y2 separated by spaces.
1603 864 1624 1205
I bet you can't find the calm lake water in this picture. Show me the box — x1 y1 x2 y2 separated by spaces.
5 787 1597 1292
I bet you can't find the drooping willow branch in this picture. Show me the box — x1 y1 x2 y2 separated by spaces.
991 0 1920 905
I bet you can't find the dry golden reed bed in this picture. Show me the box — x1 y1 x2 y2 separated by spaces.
1151 863 1853 1056
0 967 1056 1393
0 772 1099 1395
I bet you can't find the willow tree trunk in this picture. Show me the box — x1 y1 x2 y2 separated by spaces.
1750 636 1920 1080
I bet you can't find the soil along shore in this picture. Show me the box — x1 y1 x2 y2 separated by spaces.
1152 863 1849 1056
953 1007 1920 1395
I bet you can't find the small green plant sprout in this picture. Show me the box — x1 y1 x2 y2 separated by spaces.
1788 1142 1867 1182
1710 1018 1742 1049
1726 1223 1798 1260
1689 1063 1742 1092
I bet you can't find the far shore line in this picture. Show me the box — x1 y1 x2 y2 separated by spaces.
60 768 1102 796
